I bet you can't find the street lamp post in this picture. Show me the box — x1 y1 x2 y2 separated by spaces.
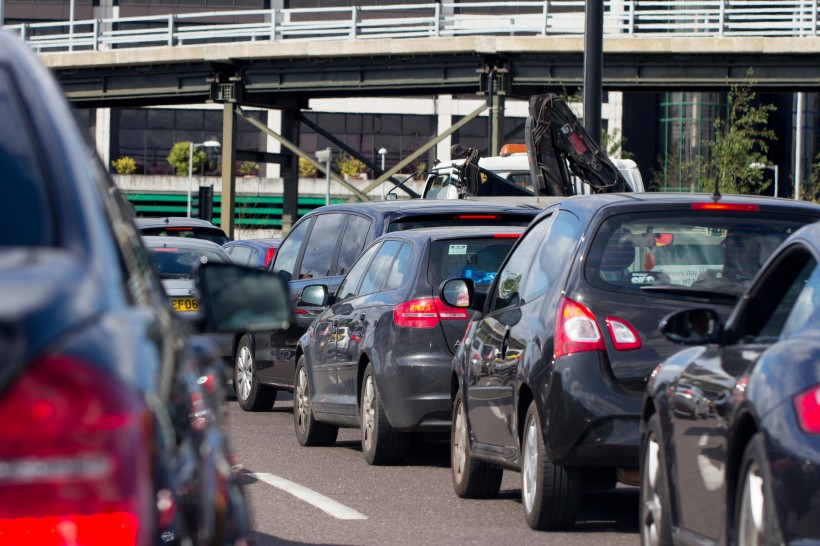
378 147 387 198
750 162 779 198
316 148 332 206
188 139 220 218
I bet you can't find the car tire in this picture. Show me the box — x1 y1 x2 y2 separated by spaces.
293 356 338 447
360 363 408 465
521 400 580 530
451 389 502 498
640 413 674 546
735 433 782 546
234 334 276 412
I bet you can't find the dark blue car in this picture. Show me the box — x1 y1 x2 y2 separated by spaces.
222 237 281 269
641 221 820 545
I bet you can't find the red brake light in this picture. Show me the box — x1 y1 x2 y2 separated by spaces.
492 233 521 239
393 298 468 328
166 227 193 231
263 247 276 266
455 215 500 220
554 297 605 359
691 203 759 212
605 316 642 351
793 385 820 434
0 355 153 546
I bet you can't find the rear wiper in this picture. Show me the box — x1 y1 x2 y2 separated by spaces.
639 284 738 303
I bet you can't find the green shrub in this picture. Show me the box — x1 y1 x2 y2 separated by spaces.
167 141 208 176
299 156 317 177
335 153 366 177
111 156 138 175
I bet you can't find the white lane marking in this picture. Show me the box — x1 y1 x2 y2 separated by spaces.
250 472 368 520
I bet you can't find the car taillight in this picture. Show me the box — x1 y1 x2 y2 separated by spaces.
605 316 642 351
263 248 276 267
492 233 521 239
553 297 605 359
793 385 820 434
691 203 759 212
0 355 153 546
393 298 469 328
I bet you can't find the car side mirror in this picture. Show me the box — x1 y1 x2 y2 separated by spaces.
440 278 476 309
195 262 293 332
659 308 721 345
300 284 329 307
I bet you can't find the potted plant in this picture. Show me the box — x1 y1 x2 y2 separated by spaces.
239 161 261 178
111 156 138 175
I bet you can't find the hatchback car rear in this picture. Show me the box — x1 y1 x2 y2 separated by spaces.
446 193 820 530
294 226 523 465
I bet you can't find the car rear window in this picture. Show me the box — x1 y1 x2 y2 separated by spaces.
585 210 815 299
388 214 534 232
0 68 54 247
140 226 229 245
428 236 518 287
147 247 231 278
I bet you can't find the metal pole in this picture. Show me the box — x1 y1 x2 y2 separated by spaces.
773 165 779 199
69 0 75 51
325 149 332 206
187 142 193 218
583 0 604 143
795 92 805 200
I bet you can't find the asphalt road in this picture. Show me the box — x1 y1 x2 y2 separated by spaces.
225 395 641 546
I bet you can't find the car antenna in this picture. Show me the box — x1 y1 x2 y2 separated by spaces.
710 176 721 202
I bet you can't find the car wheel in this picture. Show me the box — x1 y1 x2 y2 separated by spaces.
234 334 276 412
521 400 579 530
735 433 782 546
293 356 338 446
451 389 502 498
360 363 408 465
641 413 673 546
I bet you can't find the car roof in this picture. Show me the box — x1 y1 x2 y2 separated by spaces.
135 217 225 229
553 192 820 219
303 199 542 221
223 238 281 248
378 225 525 243
142 235 227 251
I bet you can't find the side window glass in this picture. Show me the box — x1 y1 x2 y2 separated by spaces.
299 213 346 280
336 214 372 275
755 255 819 341
521 211 580 301
336 244 380 302
271 218 311 281
491 215 554 312
385 243 412 290
230 246 253 266
359 240 403 295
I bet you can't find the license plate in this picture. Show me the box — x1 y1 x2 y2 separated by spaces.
171 297 198 312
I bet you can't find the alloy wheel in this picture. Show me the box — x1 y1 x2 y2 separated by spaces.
522 414 538 513
452 400 468 482
642 435 663 546
295 366 310 436
362 375 376 453
737 461 765 546
235 345 253 402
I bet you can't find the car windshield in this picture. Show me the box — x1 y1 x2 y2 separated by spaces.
148 247 231 279
585 210 814 298
140 226 229 245
428 237 518 287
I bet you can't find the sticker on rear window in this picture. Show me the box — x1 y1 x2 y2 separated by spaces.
449 244 467 255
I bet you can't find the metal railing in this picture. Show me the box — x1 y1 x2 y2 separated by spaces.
5 0 818 53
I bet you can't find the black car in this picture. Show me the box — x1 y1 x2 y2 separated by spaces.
293 226 524 464
640 221 820 546
135 216 231 245
231 199 541 411
441 193 820 530
0 32 291 544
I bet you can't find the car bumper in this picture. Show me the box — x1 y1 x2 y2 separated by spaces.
379 353 453 432
762 405 820 544
539 350 642 468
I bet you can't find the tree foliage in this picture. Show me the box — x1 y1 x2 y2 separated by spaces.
167 141 208 176
803 153 820 203
700 72 777 195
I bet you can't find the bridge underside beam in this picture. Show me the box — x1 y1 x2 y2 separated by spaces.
52 51 820 108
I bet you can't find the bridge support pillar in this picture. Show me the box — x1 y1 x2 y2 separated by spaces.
221 102 237 239
280 107 300 233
